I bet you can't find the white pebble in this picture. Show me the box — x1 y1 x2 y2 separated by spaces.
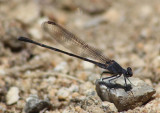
6 87 20 105
57 88 70 100
54 62 67 72
140 5 152 19
0 69 6 76
68 84 79 92
28 28 42 39
82 61 94 70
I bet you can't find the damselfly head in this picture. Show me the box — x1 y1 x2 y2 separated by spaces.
125 67 133 77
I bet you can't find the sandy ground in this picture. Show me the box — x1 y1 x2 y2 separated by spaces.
0 0 160 112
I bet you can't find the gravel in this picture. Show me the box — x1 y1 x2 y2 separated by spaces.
0 0 159 112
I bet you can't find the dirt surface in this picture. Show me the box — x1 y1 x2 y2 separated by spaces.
0 0 160 112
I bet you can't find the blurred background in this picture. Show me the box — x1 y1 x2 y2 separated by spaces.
0 0 160 112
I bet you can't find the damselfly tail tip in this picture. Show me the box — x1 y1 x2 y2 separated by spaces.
18 36 32 42
18 36 26 41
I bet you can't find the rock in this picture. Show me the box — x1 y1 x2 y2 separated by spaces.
76 72 88 81
153 56 160 68
102 101 118 113
0 86 7 102
17 100 25 110
82 61 94 70
0 67 6 76
80 93 105 113
71 92 80 99
10 2 40 24
24 95 53 113
54 61 67 72
80 82 94 93
140 28 152 38
95 76 156 111
0 20 28 52
6 87 20 105
0 102 7 112
85 105 105 113
103 8 123 23
68 84 79 92
28 27 42 39
45 77 56 83
75 106 86 113
88 74 100 83
57 88 70 100
140 5 153 19
144 79 153 86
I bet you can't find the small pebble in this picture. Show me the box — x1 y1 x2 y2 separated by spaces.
144 79 153 86
0 69 6 75
102 101 118 112
45 77 56 84
57 88 70 100
103 8 122 23
80 82 94 93
6 87 20 105
75 106 86 113
28 27 42 39
30 89 38 95
82 61 94 70
84 89 96 96
68 84 79 92
76 72 88 81
140 5 153 19
48 88 57 98
86 105 105 113
10 2 40 24
54 62 67 72
80 94 104 113
140 28 152 38
88 74 100 83
71 92 80 98
0 103 7 112
153 56 160 68
24 95 52 113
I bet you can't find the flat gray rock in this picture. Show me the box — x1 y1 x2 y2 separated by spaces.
95 76 156 111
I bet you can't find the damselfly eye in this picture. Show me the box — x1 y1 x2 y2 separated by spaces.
127 67 133 77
